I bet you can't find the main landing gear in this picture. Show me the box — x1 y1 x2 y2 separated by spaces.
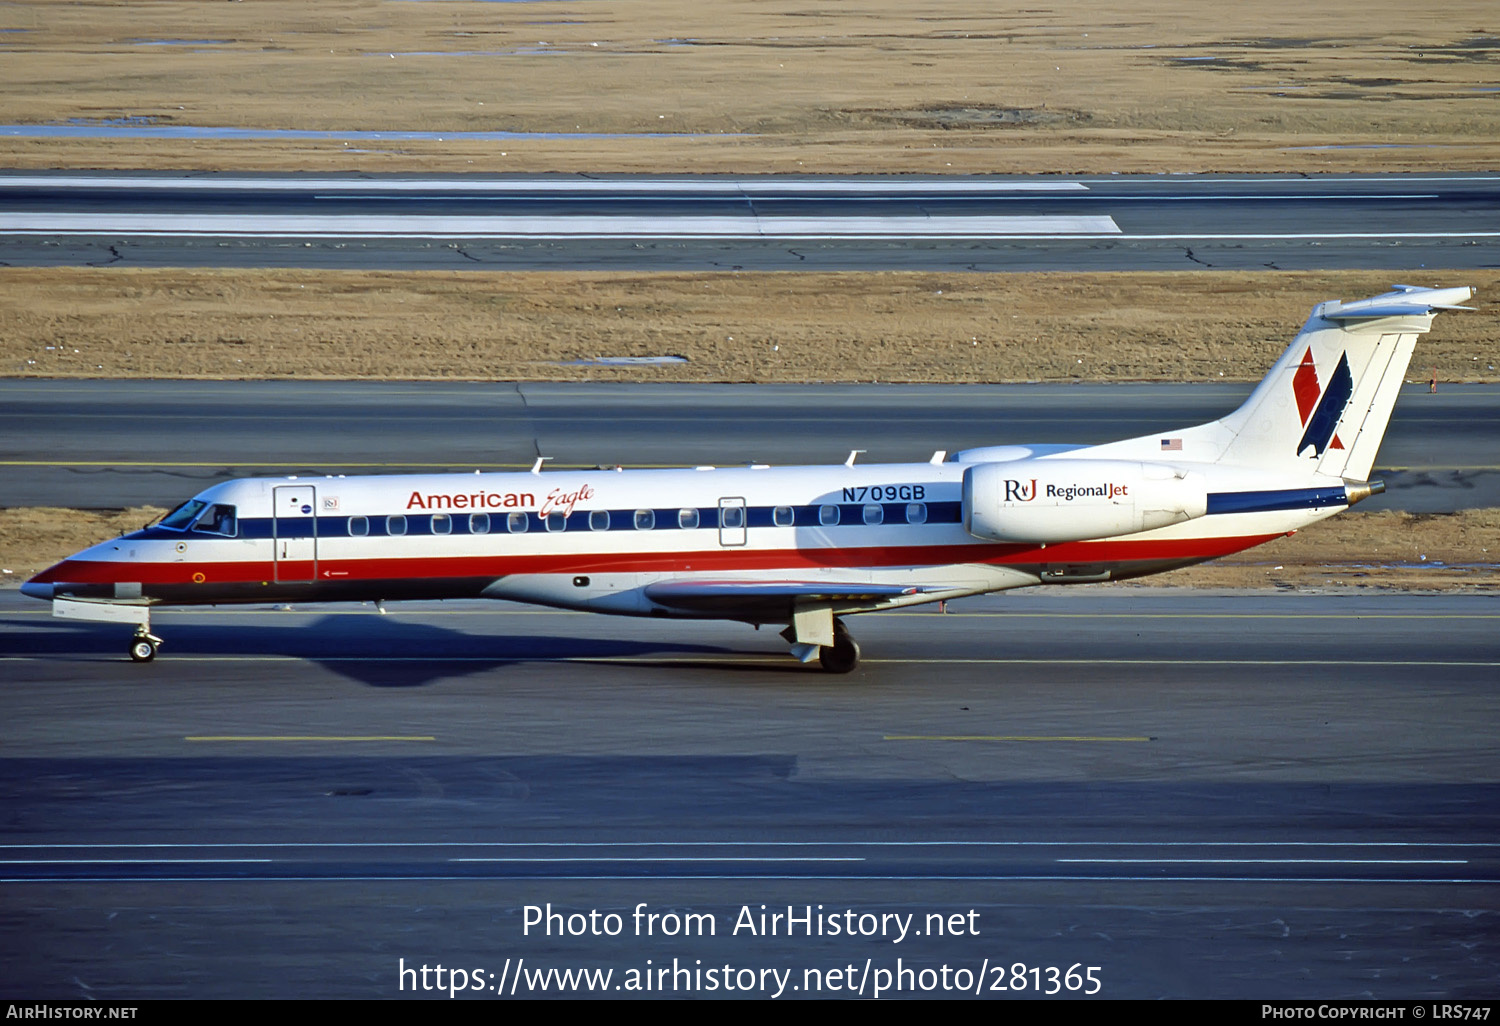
129 627 162 663
818 619 861 674
784 616 861 674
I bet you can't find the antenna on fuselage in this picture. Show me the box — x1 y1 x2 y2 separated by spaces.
845 450 865 467
530 457 551 475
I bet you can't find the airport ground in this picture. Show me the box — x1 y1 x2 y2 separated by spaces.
2 589 1498 999
1 0 1497 175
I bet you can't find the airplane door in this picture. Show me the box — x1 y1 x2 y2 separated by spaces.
273 485 318 583
718 497 747 547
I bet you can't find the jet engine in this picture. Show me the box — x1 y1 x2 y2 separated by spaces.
962 459 1207 544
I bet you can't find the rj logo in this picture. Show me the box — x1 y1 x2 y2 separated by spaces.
1004 478 1037 502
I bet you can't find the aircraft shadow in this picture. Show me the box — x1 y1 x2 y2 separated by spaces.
0 609 811 687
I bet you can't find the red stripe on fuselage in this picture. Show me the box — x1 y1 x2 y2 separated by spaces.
32 533 1283 588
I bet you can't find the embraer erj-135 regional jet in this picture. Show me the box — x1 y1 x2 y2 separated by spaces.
23 286 1474 671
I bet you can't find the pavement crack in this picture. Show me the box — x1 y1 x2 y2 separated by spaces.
512 382 542 460
87 245 125 267
737 183 764 237
786 247 806 262
450 243 482 263
1184 247 1213 268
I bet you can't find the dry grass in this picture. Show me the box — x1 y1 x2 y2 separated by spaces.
3 506 1495 592
4 267 1497 383
0 0 1496 173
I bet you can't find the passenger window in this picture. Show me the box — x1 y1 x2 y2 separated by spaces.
819 504 840 526
507 512 529 534
470 513 490 535
863 503 884 525
431 513 451 535
387 515 407 536
721 505 745 529
191 503 238 537
678 508 699 530
634 509 655 530
349 516 368 537
905 502 927 525
589 510 610 532
773 506 794 527
546 512 567 532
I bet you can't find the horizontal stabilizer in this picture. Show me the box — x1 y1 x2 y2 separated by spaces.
1321 285 1475 321
1322 303 1475 321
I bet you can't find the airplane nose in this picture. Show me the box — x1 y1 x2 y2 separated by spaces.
20 580 53 600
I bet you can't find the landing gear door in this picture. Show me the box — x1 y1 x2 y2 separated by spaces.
273 485 317 583
718 496 747 547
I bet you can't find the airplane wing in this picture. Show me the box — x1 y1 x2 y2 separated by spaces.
644 579 932 616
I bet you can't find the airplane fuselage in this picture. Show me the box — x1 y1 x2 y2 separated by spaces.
24 455 1350 615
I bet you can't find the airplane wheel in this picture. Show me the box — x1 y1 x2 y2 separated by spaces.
129 638 157 663
818 632 860 674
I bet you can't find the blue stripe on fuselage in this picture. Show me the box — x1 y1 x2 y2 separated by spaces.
127 500 965 541
1206 487 1348 515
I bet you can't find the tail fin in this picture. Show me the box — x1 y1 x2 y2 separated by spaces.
1205 285 1472 476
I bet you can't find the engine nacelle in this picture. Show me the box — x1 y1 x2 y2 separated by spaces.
962 459 1208 544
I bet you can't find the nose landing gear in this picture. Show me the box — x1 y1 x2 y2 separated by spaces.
129 628 162 663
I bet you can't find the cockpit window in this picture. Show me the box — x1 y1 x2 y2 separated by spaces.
158 499 208 531
191 504 238 538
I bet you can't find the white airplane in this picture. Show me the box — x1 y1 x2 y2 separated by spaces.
23 285 1473 671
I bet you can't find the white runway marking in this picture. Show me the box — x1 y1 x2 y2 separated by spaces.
0 858 272 864
5 216 1491 242
4 840 1488 849
1056 858 1467 865
1 873 1484 884
0 212 1122 238
4 841 1487 883
1110 231 1500 240
449 857 865 863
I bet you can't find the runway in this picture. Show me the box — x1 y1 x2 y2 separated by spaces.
1 590 1496 997
2 171 1496 270
3 379 1496 512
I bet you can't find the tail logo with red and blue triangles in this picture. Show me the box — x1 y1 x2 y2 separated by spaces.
1292 348 1353 458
